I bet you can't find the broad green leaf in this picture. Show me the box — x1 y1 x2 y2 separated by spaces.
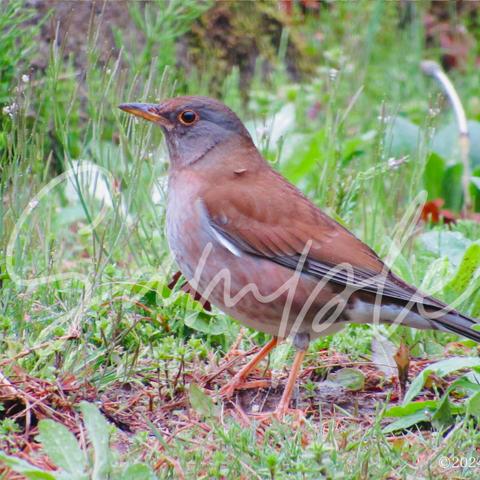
466 391 480 417
389 116 419 157
79 402 112 480
431 394 454 429
443 163 463 211
424 152 446 200
471 177 480 190
444 242 480 295
383 410 431 434
282 131 326 183
418 230 471 267
341 136 368 166
431 121 480 168
420 256 452 294
386 400 439 417
37 419 87 478
118 464 156 480
184 310 229 335
327 368 365 391
189 383 218 419
0 452 57 479
472 290 480 318
403 357 480 405
388 249 415 284
451 376 480 393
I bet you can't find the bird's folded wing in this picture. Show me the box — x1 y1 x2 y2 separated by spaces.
201 179 442 309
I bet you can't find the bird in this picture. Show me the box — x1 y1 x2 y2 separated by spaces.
120 96 480 420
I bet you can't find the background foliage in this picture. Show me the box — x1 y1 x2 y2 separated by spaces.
1 0 480 478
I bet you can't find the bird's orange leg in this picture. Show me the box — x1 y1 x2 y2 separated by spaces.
273 348 306 421
220 337 279 398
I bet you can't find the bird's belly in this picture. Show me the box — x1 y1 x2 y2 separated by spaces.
206 255 349 339
166 208 347 338
166 199 212 281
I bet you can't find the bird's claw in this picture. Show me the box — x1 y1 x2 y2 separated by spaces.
219 378 243 398
250 407 305 424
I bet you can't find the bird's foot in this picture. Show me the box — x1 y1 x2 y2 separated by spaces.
219 376 244 398
220 377 271 398
251 407 305 424
274 406 305 423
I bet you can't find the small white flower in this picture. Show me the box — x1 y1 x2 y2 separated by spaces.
2 103 17 117
21 74 30 83
387 156 409 169
28 199 39 209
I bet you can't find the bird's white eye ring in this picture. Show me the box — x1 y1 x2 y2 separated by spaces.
178 110 198 125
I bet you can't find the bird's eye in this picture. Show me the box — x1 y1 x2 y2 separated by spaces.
178 110 198 125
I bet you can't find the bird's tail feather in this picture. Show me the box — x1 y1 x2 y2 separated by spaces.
431 311 480 343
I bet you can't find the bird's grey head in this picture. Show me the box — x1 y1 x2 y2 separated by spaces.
119 96 252 167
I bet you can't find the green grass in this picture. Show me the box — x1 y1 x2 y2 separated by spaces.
1 1 480 478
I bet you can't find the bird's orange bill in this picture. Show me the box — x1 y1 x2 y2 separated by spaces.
119 103 173 128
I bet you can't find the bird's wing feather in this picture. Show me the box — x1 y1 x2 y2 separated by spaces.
201 168 442 308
